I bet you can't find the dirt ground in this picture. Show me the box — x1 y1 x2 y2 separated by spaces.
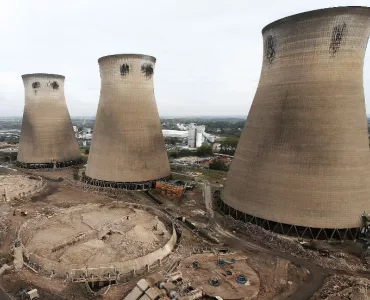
311 275 370 299
0 174 45 201
2 269 97 300
0 168 211 299
2 166 366 300
178 252 260 299
21 204 172 266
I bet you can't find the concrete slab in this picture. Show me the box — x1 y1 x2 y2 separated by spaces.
146 272 165 285
137 278 150 292
145 287 160 300
162 282 176 293
124 286 144 300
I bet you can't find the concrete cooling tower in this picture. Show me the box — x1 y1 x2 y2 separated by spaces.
17 74 81 168
219 6 370 240
85 54 171 190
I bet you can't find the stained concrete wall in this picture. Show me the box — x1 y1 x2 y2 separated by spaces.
18 74 81 164
222 6 370 229
86 54 170 183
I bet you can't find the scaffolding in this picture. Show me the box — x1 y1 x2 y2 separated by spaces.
83 175 171 191
16 158 83 169
216 198 359 241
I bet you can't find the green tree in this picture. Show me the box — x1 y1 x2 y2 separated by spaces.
196 144 213 157
165 137 180 145
209 159 229 171
219 137 239 155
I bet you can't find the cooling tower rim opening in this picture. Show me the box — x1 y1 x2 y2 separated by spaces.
21 73 65 79
98 53 156 63
262 6 370 33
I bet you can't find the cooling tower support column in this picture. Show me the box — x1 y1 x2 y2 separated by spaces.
220 7 370 241
17 74 82 169
85 54 171 190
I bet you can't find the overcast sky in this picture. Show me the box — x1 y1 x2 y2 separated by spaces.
1 0 370 117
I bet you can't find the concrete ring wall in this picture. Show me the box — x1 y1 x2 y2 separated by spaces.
2 175 46 202
22 202 177 279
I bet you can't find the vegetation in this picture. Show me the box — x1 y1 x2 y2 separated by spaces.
168 148 195 158
209 159 229 171
165 137 181 145
196 144 213 157
0 152 17 162
218 137 239 155
73 172 80 181
79 147 90 155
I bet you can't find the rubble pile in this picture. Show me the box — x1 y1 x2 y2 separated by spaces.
223 216 364 271
311 275 370 300
0 214 10 246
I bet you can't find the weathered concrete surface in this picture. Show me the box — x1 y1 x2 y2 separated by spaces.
222 7 370 229
18 73 81 164
86 54 170 183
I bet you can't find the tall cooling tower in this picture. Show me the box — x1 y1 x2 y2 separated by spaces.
219 7 370 240
85 54 171 190
17 74 81 168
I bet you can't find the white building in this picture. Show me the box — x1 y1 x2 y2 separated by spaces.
187 123 214 148
162 130 188 138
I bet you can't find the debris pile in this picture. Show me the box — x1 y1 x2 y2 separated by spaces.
311 275 370 300
223 216 364 272
0 214 10 246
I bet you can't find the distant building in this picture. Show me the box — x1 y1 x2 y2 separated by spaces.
162 130 188 138
188 123 214 148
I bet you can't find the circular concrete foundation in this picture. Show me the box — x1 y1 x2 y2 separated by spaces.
0 175 45 201
20 203 177 278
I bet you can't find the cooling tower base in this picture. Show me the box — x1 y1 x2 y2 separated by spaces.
83 175 171 190
216 198 359 241
16 158 83 169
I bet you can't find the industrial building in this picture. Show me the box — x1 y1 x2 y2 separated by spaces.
187 123 214 148
162 130 188 138
85 54 171 190
219 6 370 240
17 74 81 168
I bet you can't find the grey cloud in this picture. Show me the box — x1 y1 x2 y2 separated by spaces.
1 0 370 116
